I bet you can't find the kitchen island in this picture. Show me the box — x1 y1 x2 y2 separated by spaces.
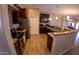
47 27 77 55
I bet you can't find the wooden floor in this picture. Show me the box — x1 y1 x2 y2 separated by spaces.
23 34 50 55
64 32 79 55
23 32 79 55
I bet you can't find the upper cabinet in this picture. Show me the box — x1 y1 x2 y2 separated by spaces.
8 5 19 24
12 11 19 24
19 8 28 18
40 13 49 23
8 4 28 24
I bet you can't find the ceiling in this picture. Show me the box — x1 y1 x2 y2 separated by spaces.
21 4 79 16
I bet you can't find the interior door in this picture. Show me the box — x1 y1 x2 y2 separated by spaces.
29 17 39 34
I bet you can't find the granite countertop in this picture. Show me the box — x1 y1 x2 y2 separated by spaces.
48 29 77 36
12 38 18 44
16 29 27 33
44 25 63 32
44 25 77 36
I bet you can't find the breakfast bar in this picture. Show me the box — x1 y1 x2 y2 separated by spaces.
47 28 77 54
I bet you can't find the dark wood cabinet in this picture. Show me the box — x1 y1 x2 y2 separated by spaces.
40 13 49 23
19 8 28 18
40 13 50 33
8 5 28 24
19 37 25 53
8 5 20 24
47 34 53 52
12 11 19 24
14 40 22 55
40 25 53 33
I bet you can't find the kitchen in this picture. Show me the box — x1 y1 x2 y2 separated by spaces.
8 4 30 54
0 4 79 55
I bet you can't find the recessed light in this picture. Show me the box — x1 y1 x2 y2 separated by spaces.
67 16 70 21
56 17 58 20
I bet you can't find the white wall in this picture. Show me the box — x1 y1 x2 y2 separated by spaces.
49 13 63 28
0 5 11 55
28 8 40 34
1 5 16 54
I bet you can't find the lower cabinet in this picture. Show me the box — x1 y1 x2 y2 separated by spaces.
14 36 25 55
47 34 53 52
19 38 25 54
14 40 22 55
40 26 53 34
40 26 45 33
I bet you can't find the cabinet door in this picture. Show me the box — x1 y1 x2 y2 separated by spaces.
12 11 19 24
19 8 28 18
40 13 49 23
14 40 22 55
47 34 53 52
29 18 39 34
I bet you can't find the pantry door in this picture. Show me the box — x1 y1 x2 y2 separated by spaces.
29 17 39 34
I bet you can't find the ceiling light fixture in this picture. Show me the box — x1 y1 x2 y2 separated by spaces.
56 17 58 20
48 17 52 21
67 16 70 21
